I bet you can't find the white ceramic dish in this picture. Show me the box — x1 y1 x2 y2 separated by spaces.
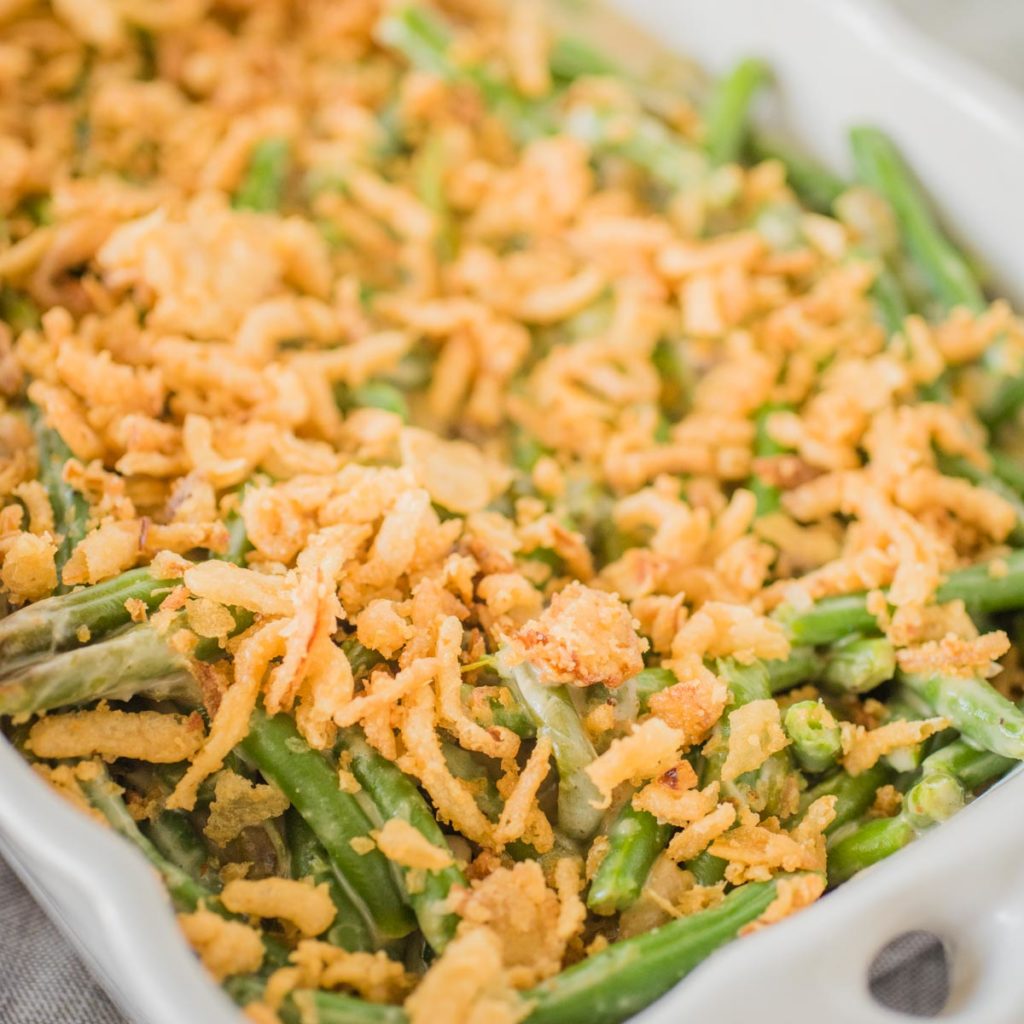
4 2 1024 1021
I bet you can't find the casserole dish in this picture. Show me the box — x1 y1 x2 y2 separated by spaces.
3 1 1024 1021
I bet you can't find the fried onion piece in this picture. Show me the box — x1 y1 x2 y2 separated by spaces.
221 877 336 938
178 909 264 981
26 707 204 763
167 620 286 811
512 583 647 688
204 770 290 847
404 928 527 1024
585 719 685 809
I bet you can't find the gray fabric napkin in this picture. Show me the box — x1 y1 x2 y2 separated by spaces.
0 858 125 1024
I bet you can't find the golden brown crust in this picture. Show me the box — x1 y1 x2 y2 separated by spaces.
511 583 646 688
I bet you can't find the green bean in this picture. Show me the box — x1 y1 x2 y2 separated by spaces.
232 978 409 1024
511 427 548 476
567 103 705 192
0 567 173 674
827 736 1012 884
992 450 1024 496
337 380 411 422
704 660 795 817
0 587 413 944
845 126 1007 361
80 763 220 913
899 670 1024 760
919 735 1015 792
765 647 825 694
376 5 454 80
749 144 909 335
498 657 603 841
749 134 845 214
936 453 1024 544
223 975 266 1011
223 507 252 564
286 992 408 1024
756 201 809 253
850 127 984 315
287 811 375 953
29 406 90 586
345 735 465 952
440 742 537 861
548 36 702 155
870 263 913 338
377 6 548 137
439 741 508 826
749 402 791 516
798 763 890 834
685 849 727 886
288 879 779 1024
525 880 778 1024
342 638 387 680
652 338 692 422
587 799 670 915
700 663 765 782
783 700 841 774
193 619 252 665
240 709 415 943
747 749 795 820
0 622 200 716
630 667 676 709
234 138 291 212
703 58 771 166
549 37 618 81
777 593 879 646
0 287 41 332
984 377 1024 427
559 478 633 570
143 809 216 887
642 659 786 758
820 636 896 695
935 548 1024 613
440 742 501 814
881 691 931 772
777 549 1024 645
413 132 455 262
462 681 536 738
901 772 964 829
827 814 915 886
759 149 910 337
